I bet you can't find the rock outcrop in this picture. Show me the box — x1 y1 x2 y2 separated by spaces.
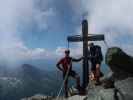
85 47 133 100
106 47 133 74
85 77 133 100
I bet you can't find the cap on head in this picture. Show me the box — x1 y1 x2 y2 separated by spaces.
88 42 94 46
65 49 70 54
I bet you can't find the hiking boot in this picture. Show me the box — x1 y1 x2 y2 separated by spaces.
75 85 82 92
64 94 69 98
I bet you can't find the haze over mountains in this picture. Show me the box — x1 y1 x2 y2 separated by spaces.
0 59 109 100
0 63 63 100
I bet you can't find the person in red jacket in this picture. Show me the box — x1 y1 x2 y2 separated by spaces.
56 49 82 97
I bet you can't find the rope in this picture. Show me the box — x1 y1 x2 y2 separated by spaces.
55 60 72 100
67 41 69 49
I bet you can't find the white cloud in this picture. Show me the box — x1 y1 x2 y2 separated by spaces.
82 0 133 55
68 0 81 15
55 46 82 58
30 48 51 60
33 7 56 31
0 0 133 66
0 0 82 65
0 0 33 65
55 47 66 57
87 0 133 33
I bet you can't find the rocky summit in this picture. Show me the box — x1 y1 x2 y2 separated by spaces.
21 47 133 100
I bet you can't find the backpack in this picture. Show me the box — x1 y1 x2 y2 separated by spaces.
90 45 103 62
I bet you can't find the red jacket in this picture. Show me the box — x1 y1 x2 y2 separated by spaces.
57 57 72 72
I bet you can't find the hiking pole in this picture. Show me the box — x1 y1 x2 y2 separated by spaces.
56 65 71 100
56 60 72 100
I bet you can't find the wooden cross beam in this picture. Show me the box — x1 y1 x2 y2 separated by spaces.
67 34 104 42
67 19 104 90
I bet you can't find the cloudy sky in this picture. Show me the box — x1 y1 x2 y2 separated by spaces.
0 0 133 65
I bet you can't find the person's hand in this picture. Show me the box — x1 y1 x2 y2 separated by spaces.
62 69 66 73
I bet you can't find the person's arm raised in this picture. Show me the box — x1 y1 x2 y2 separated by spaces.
72 57 83 62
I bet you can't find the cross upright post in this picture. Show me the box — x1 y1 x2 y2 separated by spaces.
82 20 89 89
67 19 105 91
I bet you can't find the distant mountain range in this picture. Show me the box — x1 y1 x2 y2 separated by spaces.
0 64 62 100
0 61 109 100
